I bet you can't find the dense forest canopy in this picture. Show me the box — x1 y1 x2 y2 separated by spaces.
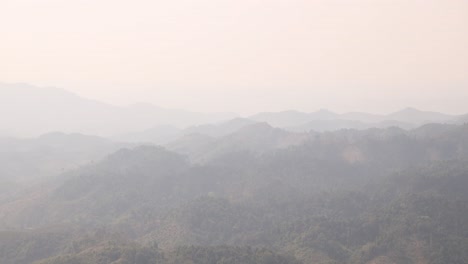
1 122 468 264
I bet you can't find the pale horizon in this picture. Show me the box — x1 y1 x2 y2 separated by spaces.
3 81 467 117
2 0 468 115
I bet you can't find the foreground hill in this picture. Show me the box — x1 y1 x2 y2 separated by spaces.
0 227 300 264
0 132 128 201
1 124 468 263
36 244 299 264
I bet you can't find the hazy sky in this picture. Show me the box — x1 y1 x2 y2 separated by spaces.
1 0 467 115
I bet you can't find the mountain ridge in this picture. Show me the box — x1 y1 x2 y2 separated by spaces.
0 83 237 137
1 82 466 139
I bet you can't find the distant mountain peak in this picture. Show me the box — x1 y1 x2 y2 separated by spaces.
388 107 455 124
0 83 237 137
404 107 418 111
238 122 274 132
396 107 421 113
315 108 336 114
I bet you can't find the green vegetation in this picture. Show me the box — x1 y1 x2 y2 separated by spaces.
1 124 468 263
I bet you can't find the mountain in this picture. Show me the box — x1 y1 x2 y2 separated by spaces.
308 109 340 120
1 82 462 138
113 125 182 144
249 109 341 128
249 107 458 131
2 124 468 263
183 118 256 138
0 132 127 185
117 118 256 144
285 119 415 132
386 107 455 124
2 85 468 264
0 83 237 137
409 123 459 138
249 110 315 127
0 227 300 264
0 132 131 207
0 146 191 229
166 122 309 163
339 111 383 123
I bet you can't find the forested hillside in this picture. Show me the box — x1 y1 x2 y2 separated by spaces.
1 124 468 263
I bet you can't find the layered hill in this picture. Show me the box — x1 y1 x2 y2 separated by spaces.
250 108 459 132
0 132 129 203
1 124 468 263
0 83 236 137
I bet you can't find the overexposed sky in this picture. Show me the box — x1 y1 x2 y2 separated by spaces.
1 0 467 115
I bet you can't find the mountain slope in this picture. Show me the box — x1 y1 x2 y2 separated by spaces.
2 124 468 264
0 132 127 186
0 83 236 137
249 108 458 130
386 107 455 124
166 123 310 163
250 109 341 127
116 118 256 144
